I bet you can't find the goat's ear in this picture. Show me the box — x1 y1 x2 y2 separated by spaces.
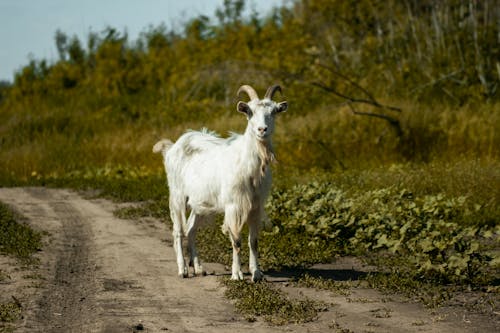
237 101 252 116
276 101 288 113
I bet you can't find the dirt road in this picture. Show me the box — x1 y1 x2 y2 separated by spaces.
0 188 495 332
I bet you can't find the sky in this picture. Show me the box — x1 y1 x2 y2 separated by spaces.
0 0 285 82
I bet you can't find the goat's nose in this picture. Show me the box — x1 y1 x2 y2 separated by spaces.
258 126 268 134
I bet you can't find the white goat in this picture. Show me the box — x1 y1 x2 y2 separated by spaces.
153 84 287 282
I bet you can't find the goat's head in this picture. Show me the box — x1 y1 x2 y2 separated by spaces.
237 85 288 141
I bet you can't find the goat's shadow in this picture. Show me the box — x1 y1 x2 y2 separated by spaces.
264 266 370 283
207 257 376 282
211 267 369 282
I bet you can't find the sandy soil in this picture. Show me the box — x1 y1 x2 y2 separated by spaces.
0 187 497 332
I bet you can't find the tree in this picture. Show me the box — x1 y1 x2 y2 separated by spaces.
55 29 68 61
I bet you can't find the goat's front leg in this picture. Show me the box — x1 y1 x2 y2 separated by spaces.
248 221 264 282
229 233 244 280
225 205 244 280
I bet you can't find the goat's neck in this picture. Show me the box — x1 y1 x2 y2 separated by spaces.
242 127 275 180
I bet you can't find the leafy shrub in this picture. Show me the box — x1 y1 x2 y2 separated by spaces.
266 181 356 249
350 189 497 283
266 182 498 284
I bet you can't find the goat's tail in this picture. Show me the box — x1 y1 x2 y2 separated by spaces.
152 139 174 155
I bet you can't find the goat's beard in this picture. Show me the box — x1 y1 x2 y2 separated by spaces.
256 139 275 178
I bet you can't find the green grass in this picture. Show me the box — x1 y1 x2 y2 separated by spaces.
0 300 22 333
66 158 498 291
0 301 21 323
293 274 352 296
97 159 498 316
221 277 321 325
0 203 42 329
1 0 499 324
0 155 497 323
363 269 453 308
0 202 43 260
1 78 498 319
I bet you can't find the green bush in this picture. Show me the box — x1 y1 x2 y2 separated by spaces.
266 181 498 284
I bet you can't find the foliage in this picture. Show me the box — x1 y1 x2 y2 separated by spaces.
293 274 352 296
0 0 498 310
0 205 38 330
350 189 498 283
266 181 499 284
1 0 500 183
0 300 21 323
3 165 168 203
221 277 320 325
5 0 500 104
0 202 43 260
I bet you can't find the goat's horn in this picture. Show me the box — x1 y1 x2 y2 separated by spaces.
264 85 282 100
237 85 259 101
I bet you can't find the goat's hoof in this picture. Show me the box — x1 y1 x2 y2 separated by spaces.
178 267 188 278
251 270 264 282
194 266 206 276
231 271 244 280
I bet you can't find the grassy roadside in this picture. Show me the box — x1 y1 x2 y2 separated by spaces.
0 202 43 260
0 159 498 325
0 0 499 325
0 202 43 331
221 277 321 325
58 158 496 324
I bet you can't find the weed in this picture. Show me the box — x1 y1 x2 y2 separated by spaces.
221 277 320 325
267 179 499 285
0 202 42 261
113 206 149 220
370 307 392 318
328 319 354 333
293 274 351 296
0 300 21 323
0 0 499 326
0 204 41 330
114 200 171 221
0 271 9 282
363 269 454 308
197 219 233 267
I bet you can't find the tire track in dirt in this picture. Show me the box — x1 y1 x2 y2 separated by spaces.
33 199 98 331
2 188 100 332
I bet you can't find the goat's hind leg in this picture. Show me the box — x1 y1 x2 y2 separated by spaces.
170 200 188 278
186 212 208 276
